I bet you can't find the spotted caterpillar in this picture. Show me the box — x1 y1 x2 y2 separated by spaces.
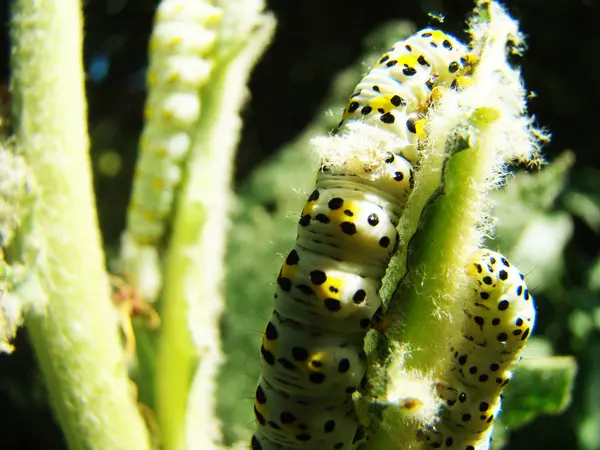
120 0 222 301
419 250 535 449
251 29 478 450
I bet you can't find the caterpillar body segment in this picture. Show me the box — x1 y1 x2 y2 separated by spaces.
421 250 536 449
121 0 222 303
252 28 479 450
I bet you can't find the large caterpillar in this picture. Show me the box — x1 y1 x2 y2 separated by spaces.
251 29 477 450
419 250 535 449
120 0 221 301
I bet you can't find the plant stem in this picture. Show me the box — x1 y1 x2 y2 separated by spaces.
154 7 275 449
10 1 151 449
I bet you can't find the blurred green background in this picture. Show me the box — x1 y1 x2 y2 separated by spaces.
0 0 598 449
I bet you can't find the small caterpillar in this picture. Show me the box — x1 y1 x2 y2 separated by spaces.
121 0 222 301
252 29 477 450
419 250 535 449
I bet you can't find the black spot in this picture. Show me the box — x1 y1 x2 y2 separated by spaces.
380 112 395 124
278 358 296 370
299 214 311 227
277 276 291 292
499 270 508 280
482 276 493 285
309 373 326 384
324 420 336 433
469 366 477 374
251 435 262 450
384 152 394 163
497 332 508 342
286 250 299 265
498 300 509 311
297 284 314 295
344 209 354 217
403 66 417 76
479 374 489 382
474 316 484 327
490 256 497 264
324 298 341 312
467 447 475 450
315 213 330 224
445 437 453 447
256 385 267 403
517 285 523 296
311 359 323 368
501 257 510 267
334 443 344 449
462 413 471 422
459 392 467 403
458 355 467 365
329 286 339 293
379 236 391 248
268 421 280 430
292 347 308 361
338 358 350 373
492 318 500 326
475 263 483 273
442 39 453 50
448 61 460 73
361 105 372 115
328 197 344 210
347 102 359 113
430 42 438 48
310 270 327 285
421 32 432 37
487 414 494 423
417 55 430 68
386 60 398 68
368 214 379 226
296 433 311 441
341 222 357 235
479 402 489 411
490 363 499 371
373 85 380 92
254 406 265 425
353 289 367 304
394 171 405 182
261 346 275 365
307 190 319 202
265 322 278 340
524 289 530 300
480 292 490 300
406 117 417 133
379 55 389 64
521 328 530 340
405 44 412 51
513 329 523 336
359 318 370 329
346 386 357 394
390 95 405 107
280 412 296 423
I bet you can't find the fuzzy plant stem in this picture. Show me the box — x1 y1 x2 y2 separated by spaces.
154 3 275 449
9 1 151 449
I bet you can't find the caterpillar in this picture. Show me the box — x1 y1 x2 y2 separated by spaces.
419 250 536 449
251 29 478 450
120 0 222 302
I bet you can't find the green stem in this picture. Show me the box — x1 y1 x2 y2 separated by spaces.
154 8 275 449
10 1 150 449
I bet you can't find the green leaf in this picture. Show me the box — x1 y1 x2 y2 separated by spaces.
499 356 577 429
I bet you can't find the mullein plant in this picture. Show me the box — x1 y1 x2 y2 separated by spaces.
1 1 574 450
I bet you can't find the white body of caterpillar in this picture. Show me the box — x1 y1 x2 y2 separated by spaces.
121 0 221 301
252 29 477 450
420 250 536 449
